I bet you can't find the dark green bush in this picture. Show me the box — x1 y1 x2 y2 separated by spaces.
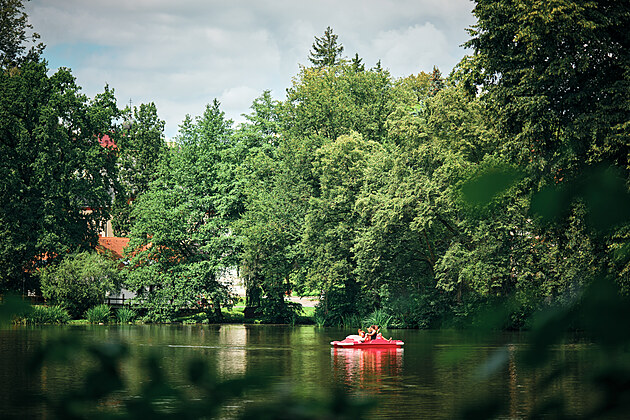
259 294 302 324
363 309 393 328
39 251 121 318
380 286 450 329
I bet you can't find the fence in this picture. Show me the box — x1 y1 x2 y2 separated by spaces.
105 294 133 308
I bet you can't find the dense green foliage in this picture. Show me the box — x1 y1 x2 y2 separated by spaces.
116 307 136 323
1 42 120 293
117 4 628 325
111 102 166 236
125 100 238 322
39 251 121 318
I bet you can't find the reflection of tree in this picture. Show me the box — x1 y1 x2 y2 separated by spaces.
508 344 517 419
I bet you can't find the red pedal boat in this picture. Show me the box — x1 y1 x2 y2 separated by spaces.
330 336 404 348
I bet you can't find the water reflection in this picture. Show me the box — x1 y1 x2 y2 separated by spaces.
331 347 403 391
0 326 607 419
218 325 248 377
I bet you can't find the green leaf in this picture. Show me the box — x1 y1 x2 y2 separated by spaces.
461 166 523 206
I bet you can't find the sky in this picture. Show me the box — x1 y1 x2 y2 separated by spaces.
25 0 477 140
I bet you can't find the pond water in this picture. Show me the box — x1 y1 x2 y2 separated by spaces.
0 325 605 419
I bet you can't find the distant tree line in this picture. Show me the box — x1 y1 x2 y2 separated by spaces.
2 1 629 326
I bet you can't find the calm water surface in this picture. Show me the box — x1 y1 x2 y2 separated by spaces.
0 325 600 419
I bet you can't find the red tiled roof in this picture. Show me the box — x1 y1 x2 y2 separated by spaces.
97 236 130 259
98 134 118 150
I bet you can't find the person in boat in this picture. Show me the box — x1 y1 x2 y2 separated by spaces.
366 325 378 341
345 328 366 342
372 325 393 341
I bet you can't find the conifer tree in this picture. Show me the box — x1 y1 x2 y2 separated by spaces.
308 26 344 67
351 53 364 72
428 66 444 96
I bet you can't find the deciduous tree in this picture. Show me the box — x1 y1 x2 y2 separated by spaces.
0 0 43 68
39 251 121 318
0 61 119 292
112 102 166 236
125 100 236 321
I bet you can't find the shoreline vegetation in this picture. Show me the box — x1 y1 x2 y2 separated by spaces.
7 301 337 327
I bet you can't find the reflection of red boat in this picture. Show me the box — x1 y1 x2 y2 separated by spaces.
332 346 403 388
330 337 404 348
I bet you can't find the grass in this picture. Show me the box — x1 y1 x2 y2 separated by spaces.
301 306 316 317
341 314 362 328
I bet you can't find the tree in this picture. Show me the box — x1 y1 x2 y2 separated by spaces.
111 102 166 236
353 84 503 326
233 92 302 322
0 0 44 68
125 100 236 321
238 61 400 323
308 26 344 67
428 66 444 96
284 63 394 143
351 53 364 72
0 61 119 293
465 0 630 172
464 0 630 297
39 251 121 318
303 132 378 324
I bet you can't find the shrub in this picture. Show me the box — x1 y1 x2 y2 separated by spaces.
26 305 70 325
116 307 136 323
85 304 111 324
363 309 393 329
381 286 452 329
39 251 121 318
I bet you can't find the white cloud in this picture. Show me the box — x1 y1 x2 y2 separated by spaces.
219 86 263 122
25 0 476 138
371 23 451 76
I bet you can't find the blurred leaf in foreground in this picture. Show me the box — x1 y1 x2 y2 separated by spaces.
461 165 524 207
0 294 31 328
531 165 630 233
